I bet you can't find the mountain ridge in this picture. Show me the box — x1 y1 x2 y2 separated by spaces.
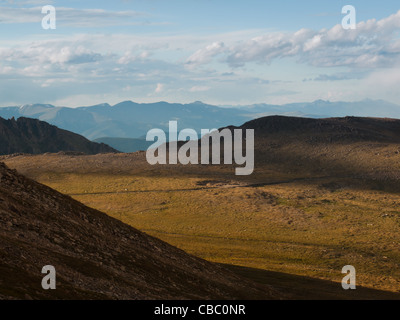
1 99 399 141
238 115 400 143
0 117 117 155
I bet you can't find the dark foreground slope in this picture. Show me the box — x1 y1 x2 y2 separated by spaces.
0 117 117 155
0 162 280 300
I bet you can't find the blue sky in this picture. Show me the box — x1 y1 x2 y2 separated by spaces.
0 0 400 107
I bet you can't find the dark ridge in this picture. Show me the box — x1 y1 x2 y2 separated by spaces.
239 116 400 143
0 117 118 155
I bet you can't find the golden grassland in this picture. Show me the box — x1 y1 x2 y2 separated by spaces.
4 152 400 294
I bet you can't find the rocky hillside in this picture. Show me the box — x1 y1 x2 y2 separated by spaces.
0 162 280 299
239 116 400 143
229 116 400 183
0 117 117 155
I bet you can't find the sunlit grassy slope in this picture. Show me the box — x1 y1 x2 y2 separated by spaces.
4 151 400 294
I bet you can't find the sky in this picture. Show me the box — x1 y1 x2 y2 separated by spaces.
0 0 400 107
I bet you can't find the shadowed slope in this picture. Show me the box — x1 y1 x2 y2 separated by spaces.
0 162 281 300
231 116 400 185
240 115 400 143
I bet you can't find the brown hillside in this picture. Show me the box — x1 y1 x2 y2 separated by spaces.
0 162 281 300
231 116 400 184
240 115 400 143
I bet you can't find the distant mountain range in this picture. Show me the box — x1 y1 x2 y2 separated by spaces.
0 117 117 155
0 101 251 141
0 99 399 153
228 99 400 119
0 100 400 140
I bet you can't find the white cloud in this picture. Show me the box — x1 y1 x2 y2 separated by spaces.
189 86 210 92
186 41 226 67
363 67 400 100
188 10 400 69
1 8 400 106
117 51 151 64
0 43 103 69
155 83 164 93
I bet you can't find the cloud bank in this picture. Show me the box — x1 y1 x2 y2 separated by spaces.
1 6 400 106
187 10 400 69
